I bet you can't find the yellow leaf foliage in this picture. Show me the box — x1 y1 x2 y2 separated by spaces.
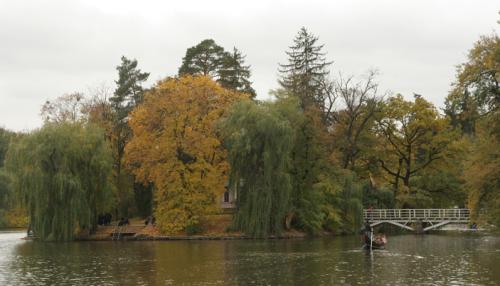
3 207 29 228
125 75 249 233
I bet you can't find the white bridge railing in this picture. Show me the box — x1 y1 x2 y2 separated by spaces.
363 209 470 222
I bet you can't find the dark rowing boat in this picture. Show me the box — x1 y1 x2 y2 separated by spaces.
361 220 387 250
362 232 387 250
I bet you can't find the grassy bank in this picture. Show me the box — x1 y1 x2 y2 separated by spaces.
79 214 309 241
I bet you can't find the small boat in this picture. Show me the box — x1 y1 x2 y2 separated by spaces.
362 232 387 250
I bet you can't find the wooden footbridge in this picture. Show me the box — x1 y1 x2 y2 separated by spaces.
364 209 470 232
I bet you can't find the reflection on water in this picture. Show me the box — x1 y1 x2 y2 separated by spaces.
0 231 499 285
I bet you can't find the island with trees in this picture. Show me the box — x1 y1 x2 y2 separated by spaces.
0 27 498 242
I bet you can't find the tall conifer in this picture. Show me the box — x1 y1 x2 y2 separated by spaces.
109 56 149 216
219 47 256 98
279 27 332 109
178 39 226 78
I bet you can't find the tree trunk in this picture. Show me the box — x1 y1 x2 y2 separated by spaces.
403 171 410 187
285 212 295 230
394 158 403 195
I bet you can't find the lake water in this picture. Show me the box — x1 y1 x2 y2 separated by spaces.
0 230 499 285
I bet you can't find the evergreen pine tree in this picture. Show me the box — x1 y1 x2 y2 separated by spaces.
179 40 256 97
110 56 150 120
279 27 332 109
178 39 226 78
278 28 333 233
109 56 149 216
219 47 256 98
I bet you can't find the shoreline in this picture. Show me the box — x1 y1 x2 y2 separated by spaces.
76 235 309 241
76 227 310 241
6 226 496 242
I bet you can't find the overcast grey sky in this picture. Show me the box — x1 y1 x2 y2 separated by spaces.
0 0 498 131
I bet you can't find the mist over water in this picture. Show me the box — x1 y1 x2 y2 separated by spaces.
0 231 499 285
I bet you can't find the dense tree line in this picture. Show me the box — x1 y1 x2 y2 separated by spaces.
0 26 498 240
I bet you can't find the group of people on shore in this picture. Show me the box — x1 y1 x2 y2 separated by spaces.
97 213 112 226
144 216 156 226
117 217 130 226
97 214 156 227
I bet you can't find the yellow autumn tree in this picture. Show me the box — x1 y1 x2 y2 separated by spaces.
125 75 248 233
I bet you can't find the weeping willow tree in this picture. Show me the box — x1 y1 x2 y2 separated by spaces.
222 100 294 238
6 122 114 241
336 171 364 234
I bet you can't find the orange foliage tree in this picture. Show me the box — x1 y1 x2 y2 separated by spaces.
125 75 248 233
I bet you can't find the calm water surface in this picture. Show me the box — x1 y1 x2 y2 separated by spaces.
0 230 499 285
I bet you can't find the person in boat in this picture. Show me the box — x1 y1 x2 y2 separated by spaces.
361 220 387 249
374 233 387 245
364 220 372 232
361 220 373 245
